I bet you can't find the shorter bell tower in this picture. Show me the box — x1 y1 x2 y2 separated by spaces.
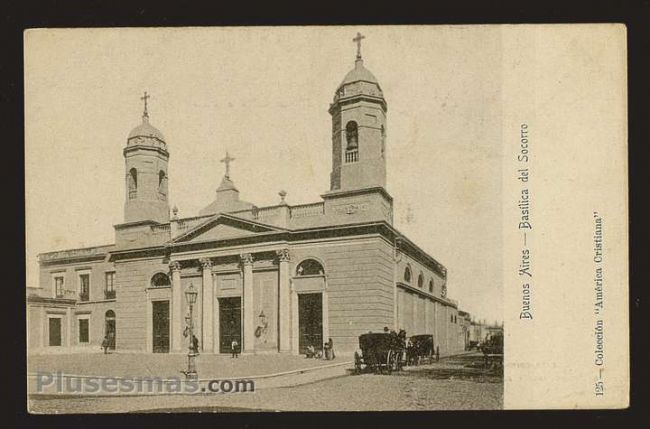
123 92 170 224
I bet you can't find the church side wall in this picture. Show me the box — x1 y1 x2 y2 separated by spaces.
395 251 464 356
292 236 394 354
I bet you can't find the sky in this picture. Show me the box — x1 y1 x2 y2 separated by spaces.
25 26 503 324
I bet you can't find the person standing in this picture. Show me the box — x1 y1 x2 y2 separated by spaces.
191 334 200 355
231 339 239 358
101 335 110 354
327 338 335 360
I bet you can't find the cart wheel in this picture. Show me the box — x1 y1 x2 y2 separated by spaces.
386 350 394 374
353 351 362 374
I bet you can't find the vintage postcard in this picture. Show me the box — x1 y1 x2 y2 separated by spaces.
24 25 628 412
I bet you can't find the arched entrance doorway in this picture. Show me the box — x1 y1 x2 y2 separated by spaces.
105 310 116 350
294 259 326 354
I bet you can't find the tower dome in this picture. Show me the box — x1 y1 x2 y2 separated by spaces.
338 58 381 89
126 92 167 151
333 33 385 105
127 117 166 143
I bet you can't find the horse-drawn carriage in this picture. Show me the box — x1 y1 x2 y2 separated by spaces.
407 334 435 365
480 333 503 368
354 332 406 374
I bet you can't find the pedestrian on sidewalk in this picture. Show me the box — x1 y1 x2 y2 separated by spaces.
231 339 239 358
436 345 440 362
101 335 110 354
327 338 335 360
191 334 200 355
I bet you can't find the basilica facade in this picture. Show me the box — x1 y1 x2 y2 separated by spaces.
27 39 467 356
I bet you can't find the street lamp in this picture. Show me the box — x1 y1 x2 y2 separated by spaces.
182 282 199 380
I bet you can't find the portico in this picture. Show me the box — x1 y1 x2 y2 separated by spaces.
166 243 297 355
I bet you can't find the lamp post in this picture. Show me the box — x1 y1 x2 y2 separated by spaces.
182 282 199 380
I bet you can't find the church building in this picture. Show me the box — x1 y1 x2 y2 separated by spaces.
27 36 466 356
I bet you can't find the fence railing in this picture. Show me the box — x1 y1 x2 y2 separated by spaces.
345 149 359 163
290 203 325 218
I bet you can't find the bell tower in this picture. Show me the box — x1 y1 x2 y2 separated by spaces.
329 32 387 192
322 34 393 226
123 92 170 224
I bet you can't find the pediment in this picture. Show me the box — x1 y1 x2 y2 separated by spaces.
171 214 283 244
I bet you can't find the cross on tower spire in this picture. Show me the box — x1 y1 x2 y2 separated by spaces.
220 151 235 179
140 91 150 120
353 32 365 60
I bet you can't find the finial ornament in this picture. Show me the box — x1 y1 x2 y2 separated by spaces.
353 32 365 60
279 190 287 205
220 151 236 179
140 91 150 120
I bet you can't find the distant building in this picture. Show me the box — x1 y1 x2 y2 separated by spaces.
457 310 472 350
27 36 466 356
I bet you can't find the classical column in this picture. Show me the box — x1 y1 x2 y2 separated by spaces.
213 289 220 354
322 288 330 347
200 258 214 352
291 283 299 355
170 261 183 352
240 253 255 353
276 249 291 352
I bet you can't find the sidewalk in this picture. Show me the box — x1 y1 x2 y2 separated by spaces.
28 352 352 395
29 352 344 378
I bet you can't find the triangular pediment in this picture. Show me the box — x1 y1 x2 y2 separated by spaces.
171 214 284 244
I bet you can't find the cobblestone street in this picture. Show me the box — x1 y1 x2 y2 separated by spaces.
29 353 502 412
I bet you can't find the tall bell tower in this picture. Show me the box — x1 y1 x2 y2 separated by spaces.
322 34 393 226
329 32 387 192
123 92 170 224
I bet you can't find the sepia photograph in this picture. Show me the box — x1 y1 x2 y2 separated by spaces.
25 25 627 413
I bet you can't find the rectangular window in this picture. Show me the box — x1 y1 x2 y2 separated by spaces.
105 272 116 300
48 317 62 346
79 274 90 302
54 276 65 298
78 318 89 343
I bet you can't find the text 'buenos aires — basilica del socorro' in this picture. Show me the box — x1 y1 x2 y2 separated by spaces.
28 35 468 357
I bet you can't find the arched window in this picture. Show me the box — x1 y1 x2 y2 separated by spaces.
158 170 167 199
128 168 138 199
345 121 358 149
151 273 171 287
296 259 324 276
428 279 434 293
380 125 386 158
418 273 424 288
345 121 359 163
404 266 412 283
